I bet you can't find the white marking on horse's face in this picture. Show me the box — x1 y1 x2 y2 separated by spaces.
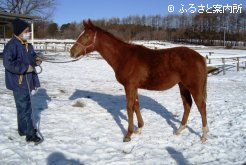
77 30 85 41
70 30 86 58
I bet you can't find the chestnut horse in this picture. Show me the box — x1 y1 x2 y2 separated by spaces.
70 20 209 143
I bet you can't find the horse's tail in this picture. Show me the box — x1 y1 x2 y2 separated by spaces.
207 66 219 74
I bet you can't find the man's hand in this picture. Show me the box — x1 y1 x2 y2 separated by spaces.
36 57 42 66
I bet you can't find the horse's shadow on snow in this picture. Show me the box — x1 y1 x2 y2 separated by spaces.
69 89 199 137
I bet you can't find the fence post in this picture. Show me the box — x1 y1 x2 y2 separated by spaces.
45 43 47 54
237 57 239 71
54 43 56 52
222 58 226 75
208 52 213 64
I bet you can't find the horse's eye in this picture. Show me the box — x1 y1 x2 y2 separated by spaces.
85 34 90 39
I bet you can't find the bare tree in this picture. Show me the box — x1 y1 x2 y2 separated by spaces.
62 22 81 39
47 22 58 38
0 0 56 19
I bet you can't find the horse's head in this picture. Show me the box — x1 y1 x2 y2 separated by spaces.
70 19 97 58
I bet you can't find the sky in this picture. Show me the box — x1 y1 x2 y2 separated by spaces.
53 0 245 25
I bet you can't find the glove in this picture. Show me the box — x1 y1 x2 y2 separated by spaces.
36 57 42 66
27 65 34 73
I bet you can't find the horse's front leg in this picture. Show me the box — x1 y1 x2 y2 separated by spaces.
123 86 137 142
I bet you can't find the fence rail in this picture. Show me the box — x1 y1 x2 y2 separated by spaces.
0 40 75 53
33 40 75 53
206 52 246 75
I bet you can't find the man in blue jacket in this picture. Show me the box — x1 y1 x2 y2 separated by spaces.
3 18 43 144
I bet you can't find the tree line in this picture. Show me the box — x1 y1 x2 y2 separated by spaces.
39 10 246 47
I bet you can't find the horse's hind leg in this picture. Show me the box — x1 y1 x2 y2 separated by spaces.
193 96 208 143
176 83 193 135
133 94 144 135
190 87 209 143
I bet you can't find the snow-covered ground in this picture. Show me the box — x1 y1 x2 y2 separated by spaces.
0 42 245 165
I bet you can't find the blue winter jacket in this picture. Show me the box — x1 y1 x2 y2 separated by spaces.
3 36 40 91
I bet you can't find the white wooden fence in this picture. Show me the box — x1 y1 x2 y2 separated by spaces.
206 52 246 75
0 40 75 53
33 40 75 53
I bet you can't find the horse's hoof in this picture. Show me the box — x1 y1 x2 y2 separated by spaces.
175 130 181 135
134 128 142 135
201 126 208 143
201 135 208 143
123 137 131 142
201 137 207 143
175 129 183 135
175 124 186 135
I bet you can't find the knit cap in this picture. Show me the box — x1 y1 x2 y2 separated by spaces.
12 18 29 36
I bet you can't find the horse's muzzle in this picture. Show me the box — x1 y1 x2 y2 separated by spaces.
70 47 78 58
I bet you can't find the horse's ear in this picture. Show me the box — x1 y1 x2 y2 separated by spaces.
83 20 88 27
87 19 94 28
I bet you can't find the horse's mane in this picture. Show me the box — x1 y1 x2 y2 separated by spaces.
93 25 148 49
93 25 127 43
